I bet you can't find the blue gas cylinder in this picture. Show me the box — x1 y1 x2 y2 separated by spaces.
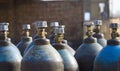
0 22 22 71
94 23 120 71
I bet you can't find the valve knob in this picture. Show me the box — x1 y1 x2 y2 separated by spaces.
94 20 102 26
55 25 65 34
0 22 9 31
84 21 94 26
34 21 47 29
23 24 31 30
109 23 120 28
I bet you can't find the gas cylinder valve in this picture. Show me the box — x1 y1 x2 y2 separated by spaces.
22 24 31 38
54 25 65 43
93 20 102 33
109 23 120 39
50 22 59 34
0 22 9 40
35 21 47 38
84 21 94 37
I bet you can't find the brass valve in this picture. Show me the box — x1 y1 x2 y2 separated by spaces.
84 21 94 37
49 22 59 37
93 20 102 33
22 24 31 38
35 21 48 38
37 28 47 38
54 34 64 43
54 25 65 43
0 22 9 40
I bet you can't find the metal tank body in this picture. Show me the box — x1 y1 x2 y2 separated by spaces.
22 39 64 71
33 35 39 40
23 41 34 54
74 37 102 71
21 21 64 71
17 37 32 56
0 41 22 71
94 23 120 71
62 40 75 55
24 38 76 56
6 38 21 54
52 26 79 71
0 22 22 71
53 43 79 71
94 40 120 71
74 21 103 71
93 33 107 47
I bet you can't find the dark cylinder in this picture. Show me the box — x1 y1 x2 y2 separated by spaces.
0 22 22 71
53 43 79 71
94 23 120 71
62 40 75 55
74 21 103 71
23 41 34 54
21 21 64 71
52 26 79 71
74 37 102 71
93 33 106 47
17 37 32 56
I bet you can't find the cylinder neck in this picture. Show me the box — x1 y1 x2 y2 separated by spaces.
86 25 93 37
22 29 30 38
54 33 64 44
37 28 47 39
94 25 100 33
0 31 8 40
111 28 119 39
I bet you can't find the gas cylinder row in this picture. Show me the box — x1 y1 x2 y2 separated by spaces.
0 20 120 71
0 21 78 71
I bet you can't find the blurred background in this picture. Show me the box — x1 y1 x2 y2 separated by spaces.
0 0 119 49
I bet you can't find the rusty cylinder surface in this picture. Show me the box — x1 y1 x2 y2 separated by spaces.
74 37 103 71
